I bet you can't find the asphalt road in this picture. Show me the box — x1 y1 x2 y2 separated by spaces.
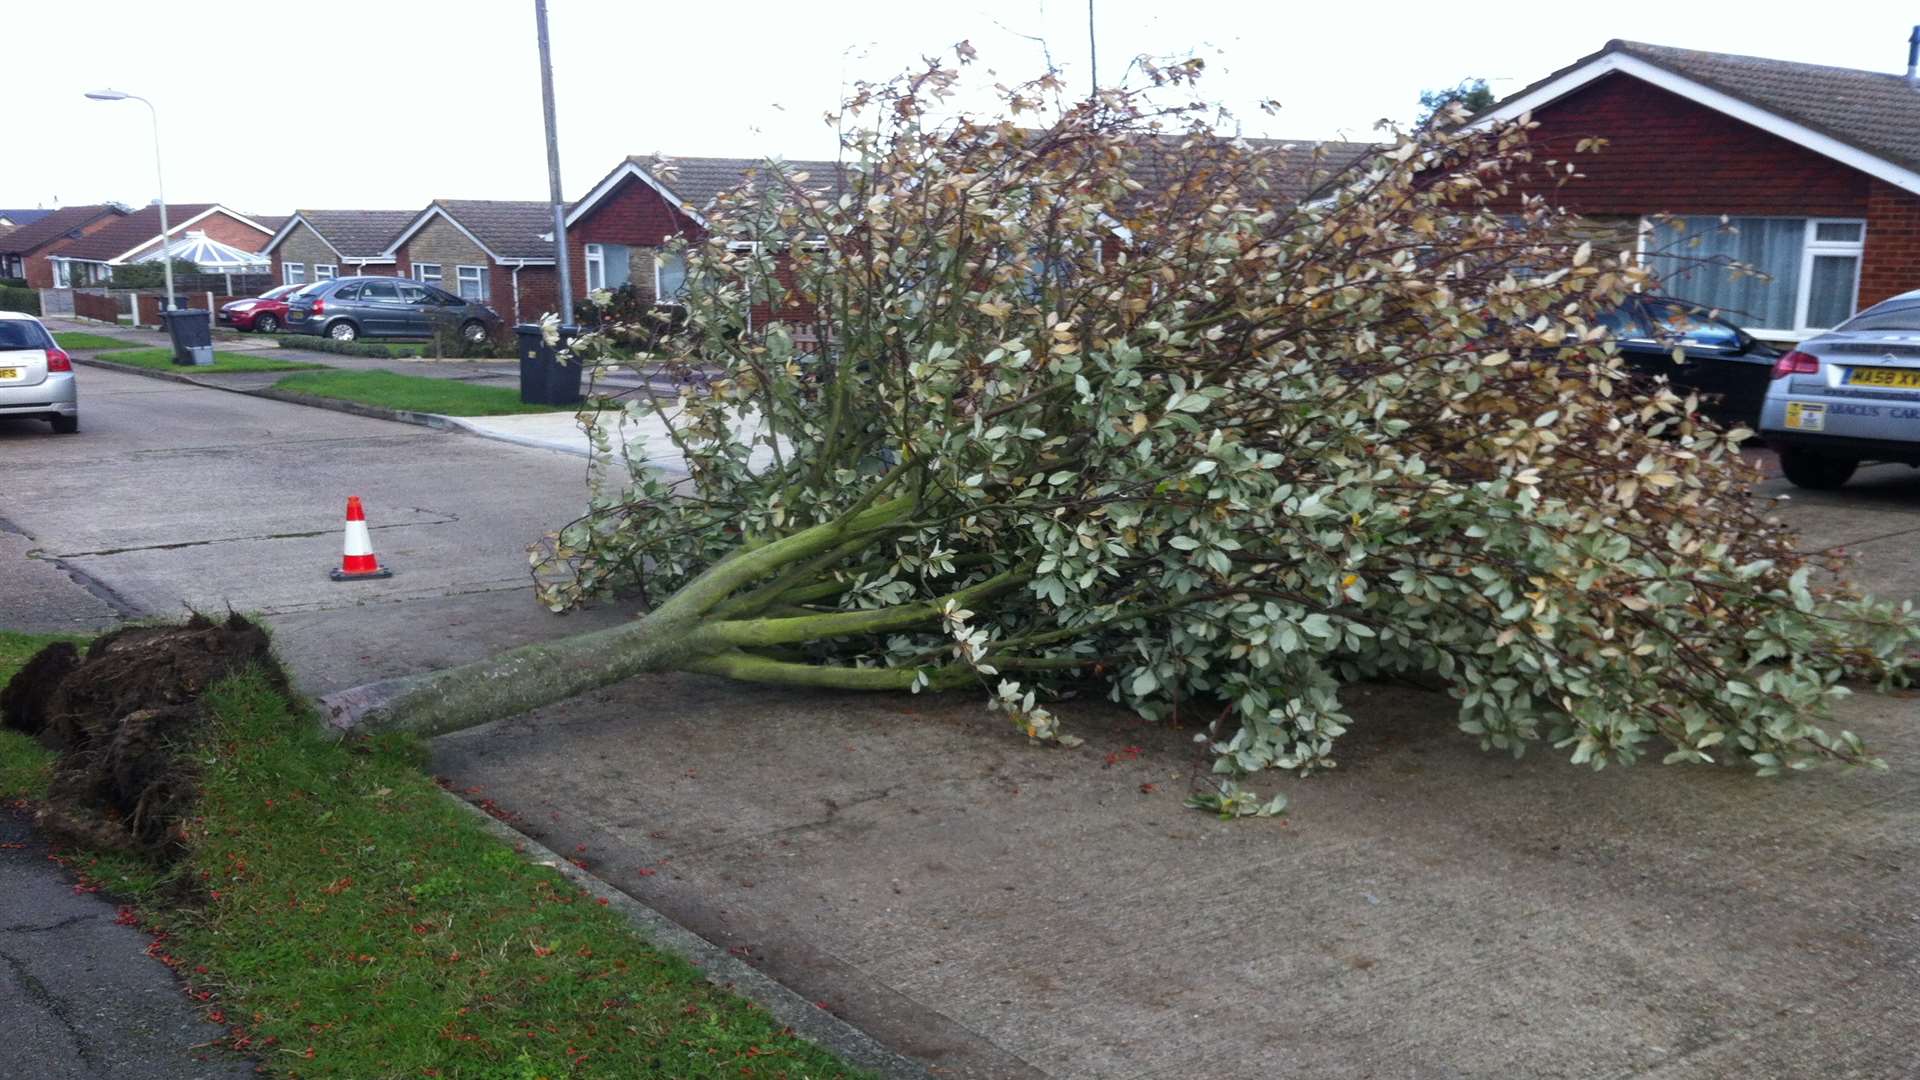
0 365 633 694
1 365 638 1079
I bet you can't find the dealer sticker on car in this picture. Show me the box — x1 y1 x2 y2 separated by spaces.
1785 402 1826 431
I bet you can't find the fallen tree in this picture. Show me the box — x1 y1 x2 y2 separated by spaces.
324 52 1918 787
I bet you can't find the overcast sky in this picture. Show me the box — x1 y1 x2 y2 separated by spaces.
8 1 1918 214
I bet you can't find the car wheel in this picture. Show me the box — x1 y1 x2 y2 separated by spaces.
461 320 488 344
1778 447 1857 490
327 320 359 342
50 414 78 435
255 313 279 334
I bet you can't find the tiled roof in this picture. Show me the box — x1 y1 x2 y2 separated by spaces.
618 155 849 217
600 142 1367 228
433 200 557 261
0 208 52 227
53 204 219 261
250 214 290 234
0 204 124 256
291 210 417 258
1121 136 1380 206
1496 39 1920 177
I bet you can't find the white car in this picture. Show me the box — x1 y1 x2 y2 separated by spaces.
0 310 78 433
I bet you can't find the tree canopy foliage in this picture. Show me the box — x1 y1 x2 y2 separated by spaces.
1418 78 1497 127
333 50 1917 797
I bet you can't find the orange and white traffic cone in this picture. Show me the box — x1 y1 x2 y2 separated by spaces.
329 496 393 581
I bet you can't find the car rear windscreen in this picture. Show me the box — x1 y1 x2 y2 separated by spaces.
0 321 51 349
1837 301 1920 332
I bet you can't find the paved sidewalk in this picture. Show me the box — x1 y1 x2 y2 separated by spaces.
430 468 1920 1080
0 809 252 1079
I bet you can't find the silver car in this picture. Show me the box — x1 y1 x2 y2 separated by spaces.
0 311 78 434
1758 290 1920 488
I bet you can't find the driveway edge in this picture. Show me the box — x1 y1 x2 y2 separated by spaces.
440 792 933 1080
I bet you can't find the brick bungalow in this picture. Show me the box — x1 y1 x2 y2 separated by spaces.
265 209 417 287
380 201 559 323
1476 38 1920 341
45 204 276 287
559 156 845 324
0 204 127 285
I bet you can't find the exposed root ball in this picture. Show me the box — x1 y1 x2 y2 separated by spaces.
0 613 289 857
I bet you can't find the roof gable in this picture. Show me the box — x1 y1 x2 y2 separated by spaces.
54 204 274 263
566 156 848 231
1479 39 1920 196
271 210 415 260
384 201 556 263
0 204 125 256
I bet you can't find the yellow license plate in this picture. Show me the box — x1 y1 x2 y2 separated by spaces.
1845 366 1920 388
0 367 17 380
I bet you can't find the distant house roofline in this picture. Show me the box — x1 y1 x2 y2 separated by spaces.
1473 40 1920 197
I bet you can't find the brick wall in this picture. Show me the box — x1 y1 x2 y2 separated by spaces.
567 174 702 300
1859 179 1920 308
492 263 559 325
565 171 817 326
399 216 489 299
1489 73 1869 217
271 222 340 286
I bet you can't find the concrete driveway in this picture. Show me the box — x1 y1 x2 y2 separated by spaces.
430 463 1920 1080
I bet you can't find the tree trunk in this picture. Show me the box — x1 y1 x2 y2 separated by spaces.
317 494 1011 737
317 609 705 737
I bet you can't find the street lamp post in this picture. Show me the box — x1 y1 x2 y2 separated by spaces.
85 89 174 312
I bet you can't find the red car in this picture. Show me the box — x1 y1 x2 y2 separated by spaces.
217 283 307 333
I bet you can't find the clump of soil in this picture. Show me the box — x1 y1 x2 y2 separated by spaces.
0 613 289 858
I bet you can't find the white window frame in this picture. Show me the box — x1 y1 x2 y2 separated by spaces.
1794 218 1864 334
1635 215 1867 340
584 243 605 291
313 263 337 282
51 258 71 288
413 262 442 287
455 264 488 301
284 262 306 285
653 249 688 300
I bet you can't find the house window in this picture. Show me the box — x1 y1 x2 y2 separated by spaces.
51 259 71 288
414 262 442 287
314 264 337 282
1644 216 1865 335
584 244 604 291
284 262 306 285
456 265 488 300
654 251 688 300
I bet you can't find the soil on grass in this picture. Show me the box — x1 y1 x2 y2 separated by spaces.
0 613 288 858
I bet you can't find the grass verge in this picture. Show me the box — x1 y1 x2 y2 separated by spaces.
271 369 559 416
54 331 135 351
267 334 431 359
91 347 330 374
0 630 86 798
0 635 863 1078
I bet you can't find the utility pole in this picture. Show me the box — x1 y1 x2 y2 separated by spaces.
1088 0 1098 97
535 0 573 321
